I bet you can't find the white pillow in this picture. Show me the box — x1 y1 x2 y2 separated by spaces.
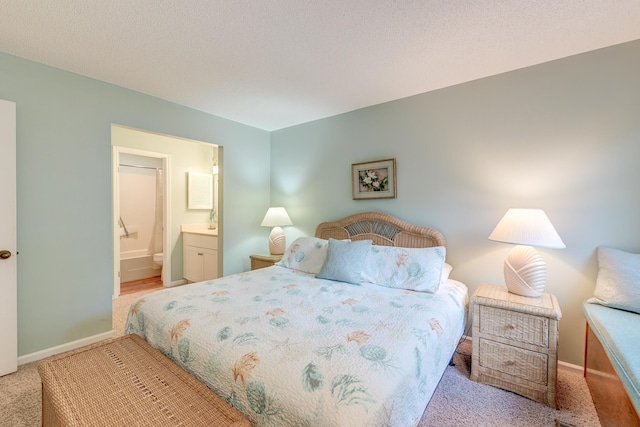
276 237 332 274
360 245 446 293
588 246 640 314
441 262 453 284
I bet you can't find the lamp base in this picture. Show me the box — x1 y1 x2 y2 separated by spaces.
268 226 286 256
503 245 547 297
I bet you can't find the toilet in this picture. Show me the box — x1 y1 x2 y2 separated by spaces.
153 253 163 267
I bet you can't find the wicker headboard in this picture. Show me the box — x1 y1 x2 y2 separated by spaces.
315 212 445 248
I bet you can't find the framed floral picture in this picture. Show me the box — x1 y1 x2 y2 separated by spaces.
352 158 396 200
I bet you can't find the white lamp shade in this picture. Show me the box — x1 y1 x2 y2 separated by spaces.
260 207 293 227
488 209 565 249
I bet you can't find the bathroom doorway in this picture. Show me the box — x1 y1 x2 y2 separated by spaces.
111 124 222 299
112 147 170 297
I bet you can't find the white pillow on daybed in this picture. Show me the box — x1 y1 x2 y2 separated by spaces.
589 246 640 314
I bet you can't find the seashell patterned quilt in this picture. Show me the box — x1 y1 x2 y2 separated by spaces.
125 265 467 426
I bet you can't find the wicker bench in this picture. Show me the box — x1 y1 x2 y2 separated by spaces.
38 334 251 427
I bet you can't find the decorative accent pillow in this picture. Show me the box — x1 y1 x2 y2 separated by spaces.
588 246 640 314
361 245 446 293
276 237 332 274
316 239 372 284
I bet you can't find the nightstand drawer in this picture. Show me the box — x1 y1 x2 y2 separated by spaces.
478 338 548 385
251 258 274 270
250 254 282 270
478 305 549 347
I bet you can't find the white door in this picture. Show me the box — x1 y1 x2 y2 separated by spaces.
0 99 17 376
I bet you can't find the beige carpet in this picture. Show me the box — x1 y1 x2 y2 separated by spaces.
1 287 601 427
419 342 601 426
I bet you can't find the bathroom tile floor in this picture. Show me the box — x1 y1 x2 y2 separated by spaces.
120 276 162 296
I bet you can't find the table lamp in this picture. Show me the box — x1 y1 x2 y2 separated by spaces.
260 207 293 256
488 208 565 297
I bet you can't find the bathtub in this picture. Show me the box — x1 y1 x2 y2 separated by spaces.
120 249 159 283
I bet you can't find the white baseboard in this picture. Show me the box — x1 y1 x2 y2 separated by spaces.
559 360 583 375
18 331 114 365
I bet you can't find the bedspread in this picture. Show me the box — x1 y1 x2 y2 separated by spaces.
125 266 467 427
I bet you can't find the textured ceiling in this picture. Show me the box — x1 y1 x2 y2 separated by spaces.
2 1 640 131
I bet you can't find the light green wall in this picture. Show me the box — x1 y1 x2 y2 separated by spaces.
4 39 640 365
270 40 640 366
0 52 270 356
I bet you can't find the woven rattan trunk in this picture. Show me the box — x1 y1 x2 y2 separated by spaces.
38 334 251 427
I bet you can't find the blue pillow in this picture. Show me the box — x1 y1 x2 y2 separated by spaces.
316 238 372 284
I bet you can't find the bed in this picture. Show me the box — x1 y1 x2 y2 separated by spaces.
125 212 468 426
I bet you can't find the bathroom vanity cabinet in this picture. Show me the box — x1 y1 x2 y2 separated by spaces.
182 225 218 283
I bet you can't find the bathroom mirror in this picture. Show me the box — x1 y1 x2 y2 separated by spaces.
187 172 213 209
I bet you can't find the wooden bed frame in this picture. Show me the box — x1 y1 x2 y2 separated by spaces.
584 323 640 426
315 211 445 248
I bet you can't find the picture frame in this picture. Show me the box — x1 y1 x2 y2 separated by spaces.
187 172 213 209
352 158 396 200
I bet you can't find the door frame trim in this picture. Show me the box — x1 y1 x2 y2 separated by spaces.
112 146 171 298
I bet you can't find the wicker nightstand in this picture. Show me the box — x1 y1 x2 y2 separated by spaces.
470 283 562 408
250 254 282 270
